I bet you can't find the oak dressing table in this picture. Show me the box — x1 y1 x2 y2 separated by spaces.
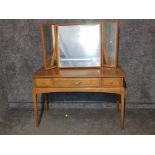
32 21 125 129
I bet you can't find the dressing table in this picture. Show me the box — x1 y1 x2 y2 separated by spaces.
32 21 125 129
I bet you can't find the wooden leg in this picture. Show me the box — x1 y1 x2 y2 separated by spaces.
32 93 39 128
121 89 125 129
44 94 49 112
116 95 119 112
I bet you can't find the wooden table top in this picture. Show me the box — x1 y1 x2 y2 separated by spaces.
32 67 125 78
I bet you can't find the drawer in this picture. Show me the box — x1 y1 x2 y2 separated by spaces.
53 78 100 88
34 78 53 87
102 78 122 87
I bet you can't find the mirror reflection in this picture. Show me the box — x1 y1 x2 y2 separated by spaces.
59 24 100 67
104 23 117 66
43 25 53 59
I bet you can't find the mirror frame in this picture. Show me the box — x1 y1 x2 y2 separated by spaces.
56 22 102 68
40 21 119 70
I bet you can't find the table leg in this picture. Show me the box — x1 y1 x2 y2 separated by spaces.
121 89 125 129
32 93 39 128
116 95 119 112
44 94 49 112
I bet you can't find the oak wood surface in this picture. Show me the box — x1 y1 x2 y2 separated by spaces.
32 67 125 78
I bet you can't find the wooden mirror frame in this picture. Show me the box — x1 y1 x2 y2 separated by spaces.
40 21 119 70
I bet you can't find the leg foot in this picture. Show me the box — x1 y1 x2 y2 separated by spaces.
32 93 39 128
116 95 119 112
44 94 49 112
121 90 125 129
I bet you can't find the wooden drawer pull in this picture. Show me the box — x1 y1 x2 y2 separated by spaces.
74 81 81 85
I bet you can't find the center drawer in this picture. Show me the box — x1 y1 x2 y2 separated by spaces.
53 78 100 88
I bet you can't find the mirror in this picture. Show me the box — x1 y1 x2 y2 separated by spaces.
41 24 56 70
103 22 118 67
58 24 101 67
40 22 119 70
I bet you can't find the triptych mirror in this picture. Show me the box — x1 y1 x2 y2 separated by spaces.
40 21 118 70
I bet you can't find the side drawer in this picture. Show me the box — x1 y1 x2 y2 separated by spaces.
101 78 122 87
33 78 54 87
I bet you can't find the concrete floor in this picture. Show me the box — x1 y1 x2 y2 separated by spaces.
0 107 155 134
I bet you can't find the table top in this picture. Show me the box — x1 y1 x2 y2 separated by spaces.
32 67 125 78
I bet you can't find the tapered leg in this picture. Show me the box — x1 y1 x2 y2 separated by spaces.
44 94 49 112
116 95 119 112
32 93 39 128
121 90 125 129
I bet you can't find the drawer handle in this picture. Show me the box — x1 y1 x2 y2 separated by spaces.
74 81 81 85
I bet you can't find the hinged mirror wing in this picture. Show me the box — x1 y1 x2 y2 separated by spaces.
40 24 58 70
102 21 119 67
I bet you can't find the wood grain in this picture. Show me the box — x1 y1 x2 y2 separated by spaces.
32 67 125 78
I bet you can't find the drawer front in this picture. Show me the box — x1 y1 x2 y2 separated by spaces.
33 78 122 88
34 78 53 87
53 78 100 88
102 78 122 87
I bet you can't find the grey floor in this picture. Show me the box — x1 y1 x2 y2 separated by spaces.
0 107 155 134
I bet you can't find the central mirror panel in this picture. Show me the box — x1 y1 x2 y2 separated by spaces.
58 24 101 67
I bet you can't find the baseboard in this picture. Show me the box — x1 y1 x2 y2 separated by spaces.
8 101 155 109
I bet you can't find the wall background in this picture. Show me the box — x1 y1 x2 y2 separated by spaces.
0 19 155 110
